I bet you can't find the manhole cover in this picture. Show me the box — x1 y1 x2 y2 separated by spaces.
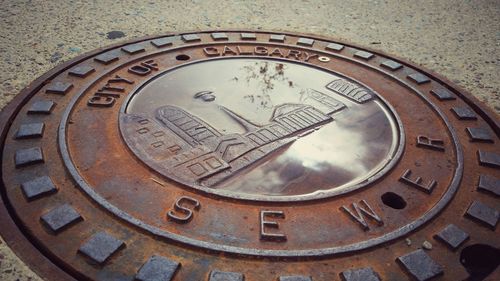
1 31 499 281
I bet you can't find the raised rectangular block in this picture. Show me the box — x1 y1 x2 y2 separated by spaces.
354 50 374 60
478 151 500 168
478 175 499 196
21 176 57 201
325 42 344 51
407 73 430 84
467 127 494 142
280 275 312 281
211 32 228 40
397 249 443 281
136 255 180 281
465 200 499 230
15 123 45 139
340 267 380 281
122 44 145 54
430 88 456 100
182 34 200 42
40 204 82 233
27 100 55 114
208 270 244 281
380 60 402 70
240 33 256 40
297 37 314 46
15 147 44 168
433 224 469 250
269 34 286 42
68 65 95 78
151 37 174 48
78 232 125 265
45 81 73 95
451 107 477 120
94 51 120 65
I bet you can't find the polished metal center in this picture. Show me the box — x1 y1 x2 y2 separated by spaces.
122 58 401 198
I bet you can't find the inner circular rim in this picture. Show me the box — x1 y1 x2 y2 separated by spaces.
119 57 406 202
56 38 463 257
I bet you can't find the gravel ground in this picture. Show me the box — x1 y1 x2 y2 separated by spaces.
0 0 499 280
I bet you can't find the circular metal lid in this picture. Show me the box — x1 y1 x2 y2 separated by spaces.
0 30 499 281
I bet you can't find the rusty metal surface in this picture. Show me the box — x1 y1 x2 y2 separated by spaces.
0 30 499 281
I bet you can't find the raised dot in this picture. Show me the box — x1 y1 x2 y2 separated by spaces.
340 267 380 281
407 73 430 84
136 255 180 281
466 127 494 142
241 33 256 40
269 34 286 42
430 88 456 100
40 204 83 233
27 100 55 115
15 147 44 168
151 37 174 48
211 32 228 40
182 34 200 42
354 50 374 60
297 37 314 46
15 123 45 139
465 200 499 230
122 44 145 54
94 51 120 65
478 150 500 168
279 275 312 281
451 106 477 120
325 42 344 51
21 176 57 201
433 224 469 250
78 231 125 265
68 65 95 78
318 56 330 62
45 81 73 95
208 270 244 281
397 249 443 281
478 175 499 196
380 60 402 70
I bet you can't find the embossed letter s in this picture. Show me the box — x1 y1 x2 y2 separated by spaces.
167 196 200 224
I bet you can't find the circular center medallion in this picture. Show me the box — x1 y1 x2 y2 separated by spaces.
121 58 402 199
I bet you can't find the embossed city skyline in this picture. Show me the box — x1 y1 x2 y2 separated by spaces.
121 59 397 197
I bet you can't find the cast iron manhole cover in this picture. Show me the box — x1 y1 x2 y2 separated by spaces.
1 31 499 281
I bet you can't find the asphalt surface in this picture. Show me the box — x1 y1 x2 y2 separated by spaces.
0 0 499 280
